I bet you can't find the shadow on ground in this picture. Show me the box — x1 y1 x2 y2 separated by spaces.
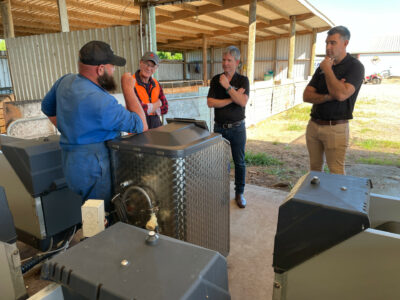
245 136 400 197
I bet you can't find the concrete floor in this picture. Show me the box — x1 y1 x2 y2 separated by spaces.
22 183 287 299
227 184 287 300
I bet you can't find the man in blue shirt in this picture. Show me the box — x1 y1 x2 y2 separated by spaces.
42 40 148 212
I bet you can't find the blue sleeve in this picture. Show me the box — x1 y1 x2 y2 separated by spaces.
41 75 68 116
99 95 144 133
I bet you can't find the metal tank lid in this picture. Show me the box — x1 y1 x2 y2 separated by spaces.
107 119 224 158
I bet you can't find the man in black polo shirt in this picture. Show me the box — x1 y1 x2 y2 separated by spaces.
304 26 364 174
207 46 250 208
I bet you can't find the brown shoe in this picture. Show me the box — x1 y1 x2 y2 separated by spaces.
235 193 246 208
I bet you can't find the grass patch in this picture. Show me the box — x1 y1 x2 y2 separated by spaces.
245 151 283 166
354 138 400 150
287 124 305 131
357 157 400 167
354 110 378 118
263 166 290 180
359 97 377 105
360 128 373 134
281 105 310 121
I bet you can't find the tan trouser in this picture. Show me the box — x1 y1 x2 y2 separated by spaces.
305 119 349 175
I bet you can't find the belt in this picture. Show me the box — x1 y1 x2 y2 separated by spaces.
216 120 243 129
311 118 348 126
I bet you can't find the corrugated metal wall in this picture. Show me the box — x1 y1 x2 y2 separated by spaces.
0 51 12 94
5 29 312 100
6 25 143 101
158 62 183 81
180 33 312 82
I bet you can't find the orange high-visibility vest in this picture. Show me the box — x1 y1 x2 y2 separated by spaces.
133 74 160 116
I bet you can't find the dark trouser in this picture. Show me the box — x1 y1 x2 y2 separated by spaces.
214 121 246 194
147 115 162 129
61 142 112 212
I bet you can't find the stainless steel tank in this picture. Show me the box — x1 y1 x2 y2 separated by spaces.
108 119 230 256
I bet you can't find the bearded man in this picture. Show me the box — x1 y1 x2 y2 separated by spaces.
41 40 148 212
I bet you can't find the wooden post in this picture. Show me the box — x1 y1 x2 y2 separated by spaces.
0 0 14 38
309 28 317 76
183 51 187 80
210 47 214 79
247 0 257 84
287 15 296 79
57 0 69 32
202 35 208 86
240 41 245 75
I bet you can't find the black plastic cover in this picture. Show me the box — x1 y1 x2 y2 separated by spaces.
273 171 371 273
0 186 17 244
107 120 222 158
41 222 230 300
0 135 64 196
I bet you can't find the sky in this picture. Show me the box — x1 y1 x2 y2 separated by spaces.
307 0 400 54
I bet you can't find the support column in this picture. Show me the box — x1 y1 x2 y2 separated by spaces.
149 6 157 53
210 47 214 79
57 0 69 32
142 5 158 78
247 0 257 84
0 0 14 38
309 28 317 76
202 35 208 86
240 41 245 75
183 51 187 80
287 15 296 79
272 38 277 80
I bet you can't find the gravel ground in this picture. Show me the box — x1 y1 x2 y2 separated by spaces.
244 80 400 197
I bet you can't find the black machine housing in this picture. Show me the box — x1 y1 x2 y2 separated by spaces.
273 171 372 273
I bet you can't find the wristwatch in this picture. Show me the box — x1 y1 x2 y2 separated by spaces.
226 85 232 93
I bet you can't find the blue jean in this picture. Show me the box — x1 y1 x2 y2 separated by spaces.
61 142 112 212
214 121 246 194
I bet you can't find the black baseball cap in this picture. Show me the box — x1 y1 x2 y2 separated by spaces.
79 40 126 66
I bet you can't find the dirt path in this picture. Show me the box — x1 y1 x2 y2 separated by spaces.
243 81 400 197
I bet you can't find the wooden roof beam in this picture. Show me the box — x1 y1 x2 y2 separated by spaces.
66 0 139 20
156 0 264 24
10 16 94 31
176 3 198 13
202 0 224 7
178 17 231 32
259 2 313 30
231 6 271 25
207 13 248 27
259 2 290 20
157 26 198 38
11 1 133 25
259 28 279 36
158 23 215 35
165 13 312 47
8 11 114 29
155 8 174 18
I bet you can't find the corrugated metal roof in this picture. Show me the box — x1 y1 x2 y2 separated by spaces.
317 34 400 55
351 35 400 54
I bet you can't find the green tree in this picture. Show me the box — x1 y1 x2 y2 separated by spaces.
0 40 6 51
157 51 182 60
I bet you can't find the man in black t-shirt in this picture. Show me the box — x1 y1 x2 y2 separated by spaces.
207 46 250 208
304 26 364 174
